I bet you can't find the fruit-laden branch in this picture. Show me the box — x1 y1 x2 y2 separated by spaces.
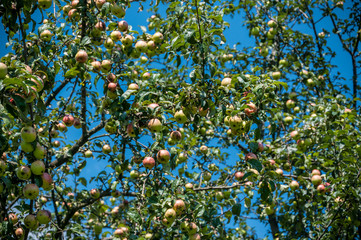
193 182 246 191
49 119 106 168
45 78 71 107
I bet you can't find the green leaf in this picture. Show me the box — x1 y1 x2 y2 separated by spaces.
64 67 79 78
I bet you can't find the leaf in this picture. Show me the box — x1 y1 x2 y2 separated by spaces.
274 81 288 91
232 203 241 216
64 67 79 78
248 158 263 172
78 177 87 187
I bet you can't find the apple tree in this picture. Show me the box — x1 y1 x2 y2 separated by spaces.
0 0 360 239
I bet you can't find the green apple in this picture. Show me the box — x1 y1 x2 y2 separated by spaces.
0 63 8 79
21 126 37 143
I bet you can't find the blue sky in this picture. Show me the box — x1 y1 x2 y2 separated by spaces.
0 1 355 239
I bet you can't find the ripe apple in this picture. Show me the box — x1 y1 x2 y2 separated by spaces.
23 184 40 200
73 118 81 129
251 27 260 36
135 40 148 53
118 20 128 32
170 130 182 141
101 60 112 72
143 157 155 169
147 40 156 50
148 118 162 133
95 0 105 8
157 150 170 164
317 184 326 194
24 214 38 229
36 210 51 224
318 32 325 38
84 150 93 158
311 169 321 176
165 208 176 220
52 140 60 147
41 173 53 190
40 30 53 42
15 228 24 238
104 38 115 49
290 130 299 139
90 188 100 199
185 183 193 190
126 124 136 137
142 72 151 79
128 83 139 91
290 180 299 190
216 191 224 201
33 143 46 159
21 126 37 143
188 222 198 234
306 78 315 87
73 51 88 66
311 175 322 186
189 234 201 240
17 165 31 180
272 71 281 80
68 9 79 21
234 171 244 181
279 59 288 67
259 48 269 57
111 4 125 18
91 61 102 72
177 152 188 163
245 152 257 161
173 199 185 214
153 32 164 43
9 213 18 225
121 34 133 47
229 115 242 129
221 77 232 87
108 82 117 92
174 110 187 124
0 63 8 79
110 30 122 41
275 168 283 176
63 115 74 127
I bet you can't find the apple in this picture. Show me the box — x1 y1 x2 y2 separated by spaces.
306 78 315 87
110 30 122 41
221 77 232 87
311 175 322 186
170 130 182 141
143 157 155 169
75 50 88 63
111 4 125 18
234 171 244 181
142 72 151 79
268 19 277 28
23 184 40 200
49 130 59 138
290 180 299 190
0 63 8 79
21 126 37 143
245 152 257 161
71 0 79 7
84 150 93 158
165 208 176 220
216 191 224 201
251 27 260 36
129 170 139 179
15 228 24 238
279 59 288 67
95 21 106 31
185 183 193 190
52 140 60 147
94 223 103 235
91 61 102 72
286 99 295 108
121 34 133 47
189 234 201 240
9 213 18 225
38 0 52 9
126 124 136 137
272 71 281 80
41 173 53 190
108 82 117 92
200 145 208 154
275 168 283 176
188 222 198 234
24 214 38 229
177 152 188 163
135 40 148 53
290 130 299 139
148 118 162 133
312 169 321 176
36 210 51 224
21 141 34 153
68 9 79 21
90 188 100 199
56 122 67 132
174 110 187 124
229 115 242 129
118 20 128 32
157 150 170 164
101 60 112 72
73 118 81 129
63 115 74 127
95 0 105 8
128 83 139 91
318 32 325 38
173 199 185 214
17 165 31 180
105 123 117 134
33 143 46 159
40 30 53 42
265 206 275 215
104 38 115 49
259 48 269 57
284 116 293 125
147 40 156 50
31 160 45 175
102 144 111 154
201 171 211 181
153 32 164 43
317 184 326 194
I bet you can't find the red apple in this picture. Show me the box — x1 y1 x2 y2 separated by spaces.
63 115 74 127
157 150 170 164
143 157 155 169
75 50 88 63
